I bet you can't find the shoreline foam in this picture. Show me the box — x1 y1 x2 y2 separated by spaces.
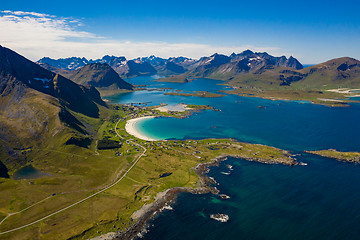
125 116 159 141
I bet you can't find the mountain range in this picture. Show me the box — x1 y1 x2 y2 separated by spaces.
34 49 360 92
3 46 309 177
219 55 360 90
37 51 301 80
38 55 193 78
1 44 360 182
154 50 360 90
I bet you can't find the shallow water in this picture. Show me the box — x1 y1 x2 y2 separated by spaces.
107 76 360 239
138 96 359 152
108 76 360 152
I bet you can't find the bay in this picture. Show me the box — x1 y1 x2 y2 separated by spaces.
107 76 360 239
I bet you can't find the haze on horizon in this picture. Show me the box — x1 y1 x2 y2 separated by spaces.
1 0 360 64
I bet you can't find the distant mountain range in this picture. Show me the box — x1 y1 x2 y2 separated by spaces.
37 49 360 90
2 45 360 178
155 51 360 90
37 50 303 81
218 54 360 89
38 55 194 78
182 50 303 80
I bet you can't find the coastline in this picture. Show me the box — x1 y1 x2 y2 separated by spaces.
114 155 227 240
112 152 296 240
125 116 159 141
222 89 359 107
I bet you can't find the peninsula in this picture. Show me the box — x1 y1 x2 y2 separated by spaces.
306 149 360 163
0 100 296 240
0 46 358 240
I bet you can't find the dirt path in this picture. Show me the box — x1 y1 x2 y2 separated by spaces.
0 118 147 236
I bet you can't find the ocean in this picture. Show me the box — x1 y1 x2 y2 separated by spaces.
106 76 360 239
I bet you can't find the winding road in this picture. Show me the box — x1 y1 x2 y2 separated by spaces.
0 118 147 235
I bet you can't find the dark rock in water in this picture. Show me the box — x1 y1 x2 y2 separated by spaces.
219 194 230 199
226 165 233 170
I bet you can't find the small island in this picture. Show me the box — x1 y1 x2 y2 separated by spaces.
306 149 360 163
210 213 229 222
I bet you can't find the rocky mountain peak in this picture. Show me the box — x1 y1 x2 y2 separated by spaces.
99 55 127 63
68 63 133 90
286 56 303 70
240 49 254 56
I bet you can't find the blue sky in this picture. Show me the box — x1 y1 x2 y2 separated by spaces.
1 0 360 63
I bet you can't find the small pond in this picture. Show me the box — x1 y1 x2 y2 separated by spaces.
13 165 50 180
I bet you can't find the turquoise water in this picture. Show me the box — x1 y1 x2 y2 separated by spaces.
108 76 359 152
138 96 359 151
107 76 360 239
105 77 229 107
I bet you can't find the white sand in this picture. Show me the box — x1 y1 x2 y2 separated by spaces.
155 103 190 112
317 98 345 102
125 116 159 141
327 88 360 95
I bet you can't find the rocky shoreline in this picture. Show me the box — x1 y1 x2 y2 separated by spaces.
112 156 226 240
101 152 296 240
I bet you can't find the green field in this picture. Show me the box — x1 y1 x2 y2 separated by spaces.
307 149 360 163
0 104 296 239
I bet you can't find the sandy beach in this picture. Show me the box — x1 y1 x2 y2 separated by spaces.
155 103 190 112
125 116 159 141
327 88 360 97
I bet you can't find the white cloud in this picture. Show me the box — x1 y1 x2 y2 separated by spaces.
1 10 55 18
0 10 288 61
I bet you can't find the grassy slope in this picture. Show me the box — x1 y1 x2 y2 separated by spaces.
0 86 63 172
294 57 360 89
307 149 360 163
0 104 295 240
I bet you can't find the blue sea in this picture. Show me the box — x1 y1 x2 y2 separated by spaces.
106 76 360 240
